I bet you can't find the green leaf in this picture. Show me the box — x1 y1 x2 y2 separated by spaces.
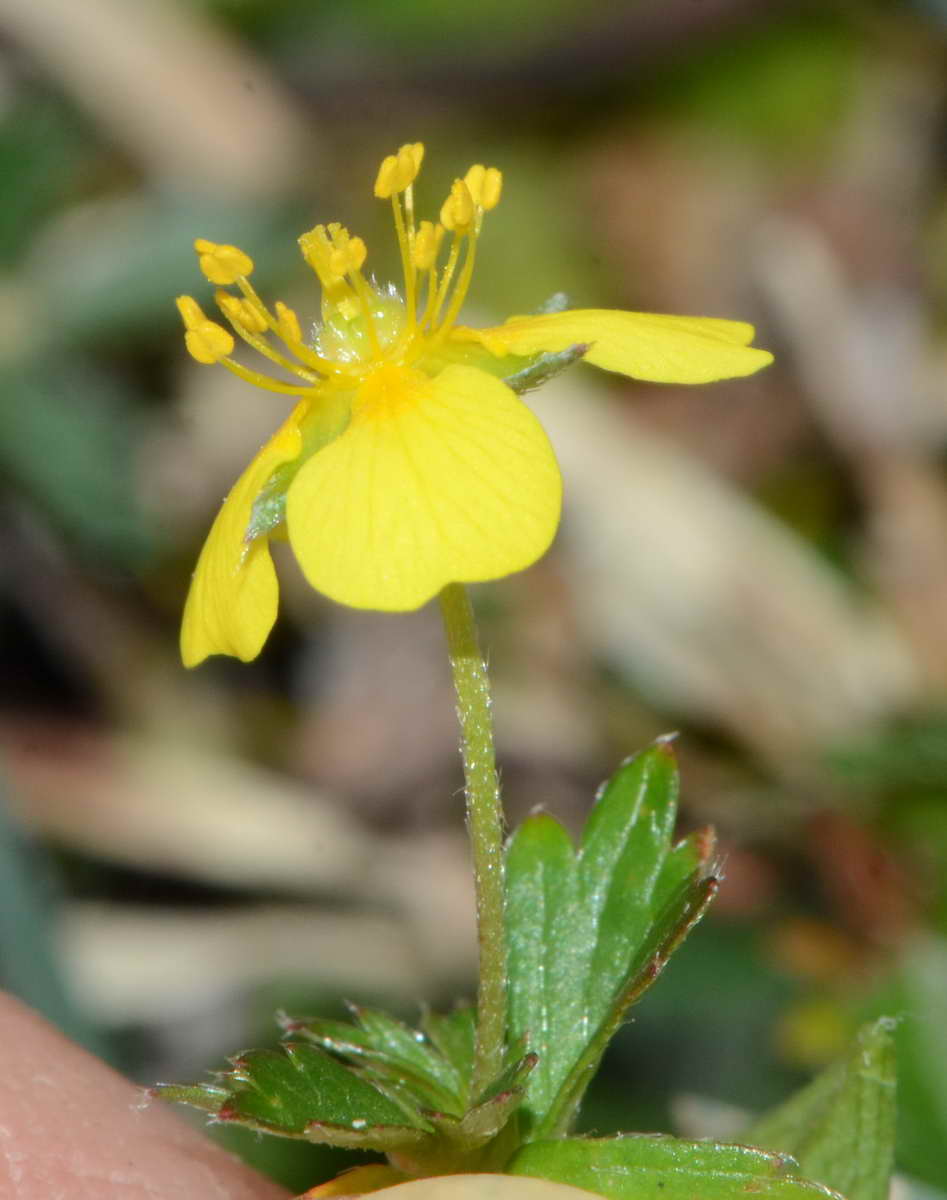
421 1006 477 1086
880 939 947 1188
287 1008 536 1163
742 1017 897 1200
505 741 717 1137
285 1004 473 1116
154 1042 431 1152
548 867 717 1138
159 1000 538 1170
152 1081 228 1114
357 1007 468 1102
508 1134 845 1200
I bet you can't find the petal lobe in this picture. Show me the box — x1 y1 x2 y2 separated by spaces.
180 402 307 666
285 366 562 611
458 308 773 384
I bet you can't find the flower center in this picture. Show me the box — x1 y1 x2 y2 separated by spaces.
352 364 428 424
176 143 502 399
315 285 407 366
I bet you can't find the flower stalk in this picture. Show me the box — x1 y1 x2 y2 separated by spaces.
438 582 507 1096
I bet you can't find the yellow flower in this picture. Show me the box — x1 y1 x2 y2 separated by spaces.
178 143 772 667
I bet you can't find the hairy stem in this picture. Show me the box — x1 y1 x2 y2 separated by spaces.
438 583 507 1095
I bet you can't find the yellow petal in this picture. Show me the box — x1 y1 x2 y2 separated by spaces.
300 1165 407 1198
180 401 308 667
285 364 562 611
457 308 773 384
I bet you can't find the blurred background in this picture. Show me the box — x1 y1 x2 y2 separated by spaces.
0 0 945 1192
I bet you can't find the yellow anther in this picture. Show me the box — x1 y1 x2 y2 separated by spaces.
299 224 365 285
300 228 342 285
329 235 367 278
373 142 425 199
176 295 205 330
299 225 331 273
274 300 303 345
177 298 234 363
412 221 444 272
464 164 502 211
185 322 235 365
440 179 475 235
216 291 267 333
374 155 400 200
194 239 253 286
349 235 367 271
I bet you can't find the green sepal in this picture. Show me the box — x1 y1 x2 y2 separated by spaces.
245 389 351 542
533 292 570 314
424 1054 538 1154
153 1042 431 1152
421 292 582 394
503 344 588 394
505 739 718 1138
502 285 581 393
742 1017 897 1200
508 1134 846 1200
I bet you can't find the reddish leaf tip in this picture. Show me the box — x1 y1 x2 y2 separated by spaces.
653 732 680 757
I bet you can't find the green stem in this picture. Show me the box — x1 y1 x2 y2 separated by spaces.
438 583 507 1096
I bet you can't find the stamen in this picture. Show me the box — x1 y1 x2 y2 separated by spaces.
177 295 235 364
405 141 424 178
185 324 234 365
434 231 479 339
194 239 254 285
229 274 353 378
427 167 500 338
322 228 382 356
215 291 320 384
184 146 500 394
374 154 401 200
176 295 207 329
274 301 303 346
408 222 445 335
463 165 503 214
412 221 444 273
390 193 416 333
299 224 361 319
216 292 268 334
231 277 274 329
377 145 424 336
373 142 424 199
403 180 417 238
272 300 343 378
328 233 367 279
427 236 463 330
219 357 319 396
440 179 475 236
